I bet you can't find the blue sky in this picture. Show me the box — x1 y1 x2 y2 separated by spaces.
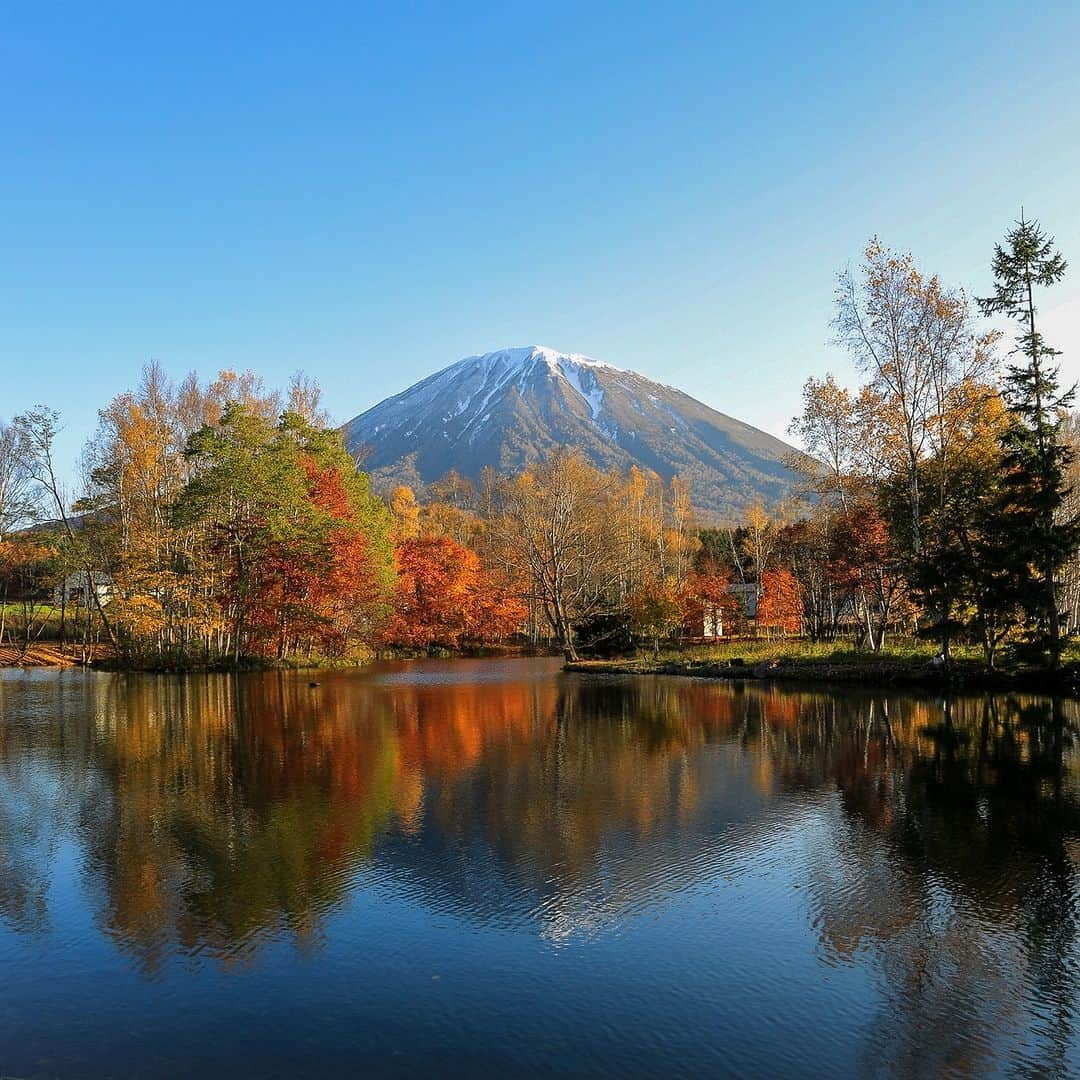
3 1 1079 478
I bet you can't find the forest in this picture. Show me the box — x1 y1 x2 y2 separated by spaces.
0 215 1076 672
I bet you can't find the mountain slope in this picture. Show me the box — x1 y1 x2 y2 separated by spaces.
341 346 801 520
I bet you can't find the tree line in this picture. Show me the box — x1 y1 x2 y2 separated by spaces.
0 365 718 665
0 213 1075 669
785 215 1077 667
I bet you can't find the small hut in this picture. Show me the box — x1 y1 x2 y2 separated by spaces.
53 570 113 607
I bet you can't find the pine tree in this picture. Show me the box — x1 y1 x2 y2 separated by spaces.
978 213 1077 665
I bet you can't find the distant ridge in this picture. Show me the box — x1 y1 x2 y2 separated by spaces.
341 346 802 520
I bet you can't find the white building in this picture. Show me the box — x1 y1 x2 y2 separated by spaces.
698 582 760 638
54 571 114 608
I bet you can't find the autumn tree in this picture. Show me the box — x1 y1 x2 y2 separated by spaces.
389 485 421 540
827 497 905 652
821 240 1001 658
13 406 119 650
286 371 330 425
788 375 863 509
684 557 740 638
833 240 996 559
0 419 36 541
773 517 838 642
79 363 190 658
67 363 390 667
757 567 801 636
382 535 525 651
485 452 628 660
249 454 393 658
628 578 687 657
175 406 395 665
741 501 780 583
0 537 60 656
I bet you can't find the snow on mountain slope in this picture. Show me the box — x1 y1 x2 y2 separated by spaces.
341 346 801 520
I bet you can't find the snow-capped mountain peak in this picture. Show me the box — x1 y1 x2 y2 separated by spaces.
341 346 800 520
462 345 609 371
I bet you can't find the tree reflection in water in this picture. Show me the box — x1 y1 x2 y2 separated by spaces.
1 663 1079 1071
802 693 1080 1076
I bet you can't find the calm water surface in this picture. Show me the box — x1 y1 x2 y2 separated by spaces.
2 658 1080 1077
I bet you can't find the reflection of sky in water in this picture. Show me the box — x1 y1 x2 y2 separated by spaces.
1 661 1079 1076
367 763 824 944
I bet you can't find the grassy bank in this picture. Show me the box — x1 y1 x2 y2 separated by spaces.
565 639 1080 693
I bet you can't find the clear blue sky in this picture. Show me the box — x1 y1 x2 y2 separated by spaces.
3 1 1079 478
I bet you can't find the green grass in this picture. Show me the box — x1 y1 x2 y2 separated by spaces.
0 601 79 641
647 638 986 666
1 601 60 616
646 635 1080 670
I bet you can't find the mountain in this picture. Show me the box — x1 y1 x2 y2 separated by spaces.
341 346 803 520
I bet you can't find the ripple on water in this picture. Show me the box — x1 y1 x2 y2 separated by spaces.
3 664 1080 1076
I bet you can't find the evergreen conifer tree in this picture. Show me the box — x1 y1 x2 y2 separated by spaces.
978 213 1077 664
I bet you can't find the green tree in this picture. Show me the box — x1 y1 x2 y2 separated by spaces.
175 405 394 666
978 213 1078 664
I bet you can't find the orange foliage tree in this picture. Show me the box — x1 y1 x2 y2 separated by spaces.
757 568 802 636
684 561 741 637
828 497 905 651
382 536 525 651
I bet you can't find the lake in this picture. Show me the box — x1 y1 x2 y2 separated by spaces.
1 658 1079 1077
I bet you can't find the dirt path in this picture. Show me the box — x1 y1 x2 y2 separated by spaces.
0 642 85 667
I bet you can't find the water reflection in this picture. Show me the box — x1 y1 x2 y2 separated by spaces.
2 662 1080 1074
1 666 775 963
801 693 1080 1076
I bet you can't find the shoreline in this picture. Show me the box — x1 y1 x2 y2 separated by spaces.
5 647 1077 695
0 643 86 668
563 657 1080 694
0 643 560 673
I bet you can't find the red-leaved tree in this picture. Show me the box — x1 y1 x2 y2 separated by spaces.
757 568 802 636
383 536 525 651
